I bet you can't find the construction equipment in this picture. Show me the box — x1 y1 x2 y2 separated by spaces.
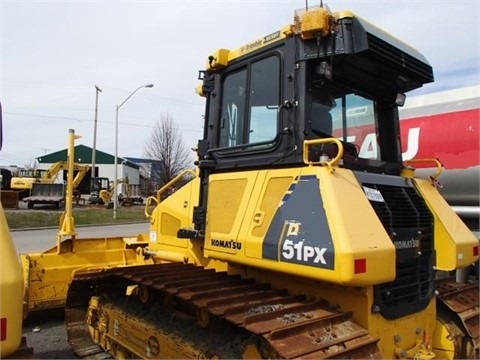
89 176 143 207
22 163 89 209
8 168 44 200
9 168 42 189
23 183 66 209
20 137 150 317
398 85 479 235
17 4 478 359
9 160 86 201
89 177 111 206
117 176 143 206
0 103 26 358
10 164 56 192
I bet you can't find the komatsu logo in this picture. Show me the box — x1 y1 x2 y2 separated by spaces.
211 239 242 250
395 239 420 250
281 222 327 264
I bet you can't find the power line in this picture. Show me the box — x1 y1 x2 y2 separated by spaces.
0 152 35 166
4 111 203 133
5 111 85 122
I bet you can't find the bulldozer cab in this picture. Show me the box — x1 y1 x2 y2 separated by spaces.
193 7 433 232
90 177 110 193
89 177 110 205
198 11 431 172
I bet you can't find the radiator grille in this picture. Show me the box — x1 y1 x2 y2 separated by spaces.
364 183 435 319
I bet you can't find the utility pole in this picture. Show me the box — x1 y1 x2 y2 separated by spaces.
113 83 154 220
92 85 102 177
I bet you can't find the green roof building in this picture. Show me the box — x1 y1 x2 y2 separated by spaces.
36 145 141 195
36 145 139 169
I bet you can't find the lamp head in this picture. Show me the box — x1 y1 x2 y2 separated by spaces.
145 84 154 88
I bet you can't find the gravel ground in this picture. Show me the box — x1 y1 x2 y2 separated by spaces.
20 310 75 359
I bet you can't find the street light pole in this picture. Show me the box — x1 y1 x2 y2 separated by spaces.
113 83 154 220
92 85 102 177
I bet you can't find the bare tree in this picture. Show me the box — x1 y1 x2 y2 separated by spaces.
144 113 193 187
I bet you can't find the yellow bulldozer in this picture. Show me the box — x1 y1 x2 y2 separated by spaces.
3 3 479 359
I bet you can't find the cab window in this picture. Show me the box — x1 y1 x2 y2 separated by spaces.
219 55 280 148
331 95 379 160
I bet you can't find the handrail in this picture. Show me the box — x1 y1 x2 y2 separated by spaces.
303 138 344 173
144 196 158 219
144 169 197 219
404 158 444 185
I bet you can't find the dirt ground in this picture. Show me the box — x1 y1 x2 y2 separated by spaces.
20 311 75 359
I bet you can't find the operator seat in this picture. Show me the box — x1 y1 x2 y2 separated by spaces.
311 103 333 136
309 102 358 161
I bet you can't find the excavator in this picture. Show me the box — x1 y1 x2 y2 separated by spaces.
9 168 42 190
5 3 479 359
89 176 143 208
9 167 49 200
10 161 62 191
8 160 88 203
22 162 90 209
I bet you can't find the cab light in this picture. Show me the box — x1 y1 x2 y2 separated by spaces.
0 317 6 341
354 258 367 274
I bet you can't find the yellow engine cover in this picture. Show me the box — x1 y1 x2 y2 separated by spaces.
413 178 479 270
203 167 396 286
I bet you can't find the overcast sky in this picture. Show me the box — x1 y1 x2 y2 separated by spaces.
1 0 479 167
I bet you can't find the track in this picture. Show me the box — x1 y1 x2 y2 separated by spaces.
65 263 382 359
436 278 479 359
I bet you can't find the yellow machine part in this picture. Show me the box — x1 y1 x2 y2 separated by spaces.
146 167 396 286
0 203 23 357
432 310 480 360
140 166 477 359
57 163 478 359
82 295 263 359
197 263 438 359
432 318 457 359
10 177 53 190
99 189 113 203
413 178 478 270
148 177 200 251
202 166 395 286
20 234 152 316
65 249 438 359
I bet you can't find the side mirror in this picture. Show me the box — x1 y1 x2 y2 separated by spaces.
316 61 333 81
395 92 406 106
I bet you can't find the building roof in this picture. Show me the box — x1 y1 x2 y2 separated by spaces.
37 145 139 169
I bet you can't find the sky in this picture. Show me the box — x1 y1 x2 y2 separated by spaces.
1 0 479 168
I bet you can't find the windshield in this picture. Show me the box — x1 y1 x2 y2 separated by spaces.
330 95 379 161
310 87 380 162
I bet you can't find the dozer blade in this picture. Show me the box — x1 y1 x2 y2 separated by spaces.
20 235 150 316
